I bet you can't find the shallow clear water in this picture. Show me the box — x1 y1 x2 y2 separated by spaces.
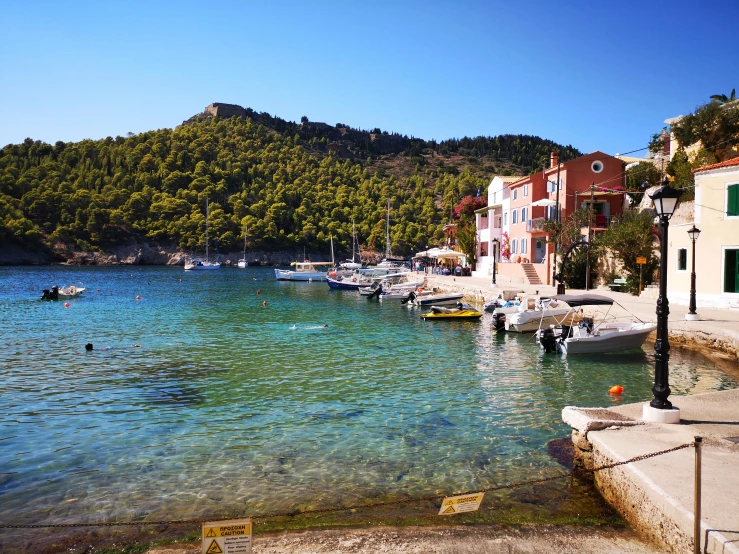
0 265 736 525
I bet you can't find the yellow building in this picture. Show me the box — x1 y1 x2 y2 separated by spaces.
667 158 739 310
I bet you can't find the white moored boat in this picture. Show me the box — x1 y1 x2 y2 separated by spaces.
407 290 464 306
275 261 332 281
503 296 577 333
537 294 656 355
237 223 249 268
185 199 220 271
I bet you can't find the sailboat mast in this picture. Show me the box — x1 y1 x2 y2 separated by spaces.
244 225 253 260
351 220 356 263
385 198 391 259
330 235 335 266
205 198 209 260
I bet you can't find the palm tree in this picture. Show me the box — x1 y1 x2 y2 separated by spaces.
710 88 736 104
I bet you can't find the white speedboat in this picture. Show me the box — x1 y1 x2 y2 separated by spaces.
42 285 85 300
378 290 411 303
504 296 577 333
275 261 332 281
408 290 464 306
537 294 656 354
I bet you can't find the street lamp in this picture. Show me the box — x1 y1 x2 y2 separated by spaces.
491 238 499 286
645 180 682 423
686 226 701 321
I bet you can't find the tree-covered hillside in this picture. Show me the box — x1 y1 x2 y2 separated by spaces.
0 108 581 260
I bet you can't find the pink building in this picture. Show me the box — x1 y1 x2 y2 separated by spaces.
483 151 625 285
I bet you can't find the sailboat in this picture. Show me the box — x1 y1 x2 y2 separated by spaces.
237 224 249 268
341 220 362 270
184 199 221 271
374 198 404 272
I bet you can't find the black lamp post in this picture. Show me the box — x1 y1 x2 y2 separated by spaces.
492 238 499 285
649 181 682 411
686 225 701 321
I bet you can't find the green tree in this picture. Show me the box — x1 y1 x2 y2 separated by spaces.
600 209 658 295
670 100 739 163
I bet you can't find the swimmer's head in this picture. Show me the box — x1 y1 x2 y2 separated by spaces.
323 324 328 328
85 343 93 351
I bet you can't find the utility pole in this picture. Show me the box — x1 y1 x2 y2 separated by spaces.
586 182 594 290
553 158 562 293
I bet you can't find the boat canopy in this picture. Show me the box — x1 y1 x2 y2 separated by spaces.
552 294 614 307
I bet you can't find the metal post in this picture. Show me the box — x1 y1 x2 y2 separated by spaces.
492 242 497 285
639 264 643 295
694 436 703 554
586 183 594 291
689 236 697 315
651 216 672 409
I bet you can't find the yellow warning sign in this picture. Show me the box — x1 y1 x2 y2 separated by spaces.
438 492 485 515
636 256 647 265
202 518 252 554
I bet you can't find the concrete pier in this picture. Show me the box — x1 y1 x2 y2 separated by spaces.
563 389 739 554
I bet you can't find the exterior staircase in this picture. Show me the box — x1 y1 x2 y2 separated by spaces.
521 263 542 285
640 284 659 299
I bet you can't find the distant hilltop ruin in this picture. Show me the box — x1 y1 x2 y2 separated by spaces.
204 103 248 118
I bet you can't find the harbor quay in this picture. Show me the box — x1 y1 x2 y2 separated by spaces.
427 273 739 552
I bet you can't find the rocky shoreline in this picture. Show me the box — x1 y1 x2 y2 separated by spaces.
0 242 332 267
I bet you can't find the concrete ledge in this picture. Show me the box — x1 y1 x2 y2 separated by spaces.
562 406 642 437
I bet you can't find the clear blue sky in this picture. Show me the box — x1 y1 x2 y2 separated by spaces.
1 1 737 156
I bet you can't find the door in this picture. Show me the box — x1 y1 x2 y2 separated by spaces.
535 239 546 264
726 249 739 293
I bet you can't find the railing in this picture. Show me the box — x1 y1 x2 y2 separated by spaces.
592 214 616 228
526 217 546 231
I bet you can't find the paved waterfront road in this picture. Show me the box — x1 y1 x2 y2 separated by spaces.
147 524 666 554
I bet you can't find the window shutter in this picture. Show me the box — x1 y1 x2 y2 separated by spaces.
729 184 739 217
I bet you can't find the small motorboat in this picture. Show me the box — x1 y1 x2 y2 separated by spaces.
421 303 482 320
536 294 656 354
408 290 464 306
41 285 86 300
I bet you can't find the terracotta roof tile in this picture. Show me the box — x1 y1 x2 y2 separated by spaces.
693 156 739 174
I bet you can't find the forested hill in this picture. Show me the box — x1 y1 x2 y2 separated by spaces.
0 105 581 262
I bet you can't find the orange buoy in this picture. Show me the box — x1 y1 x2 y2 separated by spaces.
257 290 261 295
136 295 141 300
608 384 624 395
64 302 70 308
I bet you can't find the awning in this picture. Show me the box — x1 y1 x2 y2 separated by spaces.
531 198 557 207
552 294 614 307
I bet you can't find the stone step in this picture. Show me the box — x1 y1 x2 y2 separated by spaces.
521 263 542 285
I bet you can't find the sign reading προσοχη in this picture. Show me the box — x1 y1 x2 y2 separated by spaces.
438 492 485 515
202 518 251 554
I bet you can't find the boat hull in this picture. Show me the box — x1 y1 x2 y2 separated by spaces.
560 323 656 354
185 264 220 270
237 260 248 268
326 276 372 289
413 293 464 306
275 269 326 281
505 310 578 333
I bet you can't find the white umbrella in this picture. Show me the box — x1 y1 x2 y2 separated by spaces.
531 198 557 207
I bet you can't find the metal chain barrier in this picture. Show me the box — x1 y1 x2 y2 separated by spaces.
0 442 693 530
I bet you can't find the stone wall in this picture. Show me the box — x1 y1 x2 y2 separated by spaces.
204 103 247 119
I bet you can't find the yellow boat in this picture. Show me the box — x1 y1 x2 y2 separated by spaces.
421 304 483 320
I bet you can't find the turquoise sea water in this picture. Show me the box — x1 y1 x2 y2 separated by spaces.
0 265 736 527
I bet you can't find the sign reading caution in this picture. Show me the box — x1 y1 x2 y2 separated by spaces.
202 517 252 554
438 492 485 515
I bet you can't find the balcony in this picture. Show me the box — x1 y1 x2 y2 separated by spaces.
526 217 546 232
